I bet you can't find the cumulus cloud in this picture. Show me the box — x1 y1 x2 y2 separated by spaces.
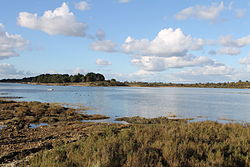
175 2 225 21
131 55 215 72
90 40 116 52
0 63 31 78
107 64 235 82
122 28 204 57
219 35 250 48
75 1 90 11
17 2 87 37
174 64 234 82
90 29 116 53
0 24 28 60
217 47 241 55
105 70 160 82
121 28 221 72
96 58 111 66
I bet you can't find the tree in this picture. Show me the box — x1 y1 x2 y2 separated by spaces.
70 73 84 82
96 73 105 81
85 72 97 82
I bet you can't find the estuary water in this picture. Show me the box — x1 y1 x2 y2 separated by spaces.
0 83 250 123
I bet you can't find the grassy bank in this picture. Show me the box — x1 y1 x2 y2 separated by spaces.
25 117 250 167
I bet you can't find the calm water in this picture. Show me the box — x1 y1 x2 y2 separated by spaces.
0 83 250 123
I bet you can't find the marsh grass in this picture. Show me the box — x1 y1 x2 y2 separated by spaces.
26 119 250 167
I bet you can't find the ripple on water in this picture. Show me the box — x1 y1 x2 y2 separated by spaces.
29 123 48 128
0 125 7 130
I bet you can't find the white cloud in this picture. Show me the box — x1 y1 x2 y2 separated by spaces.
107 63 235 83
90 40 116 52
96 58 111 66
219 35 250 48
174 64 234 82
75 1 90 11
105 70 160 82
239 54 250 71
118 0 132 3
17 2 87 37
131 55 214 72
0 63 30 79
122 28 220 72
122 28 204 57
0 24 28 60
175 2 225 21
217 47 241 55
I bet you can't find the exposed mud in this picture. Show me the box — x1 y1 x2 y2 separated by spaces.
0 100 115 166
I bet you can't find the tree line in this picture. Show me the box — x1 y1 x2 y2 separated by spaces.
0 73 105 83
1 74 250 89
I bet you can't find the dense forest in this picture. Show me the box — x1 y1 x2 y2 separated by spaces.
0 73 105 83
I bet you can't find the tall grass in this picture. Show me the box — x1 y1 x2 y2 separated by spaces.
26 120 250 167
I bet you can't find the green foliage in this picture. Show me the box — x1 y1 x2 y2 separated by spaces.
27 120 250 167
0 73 105 83
126 81 250 89
32 74 71 83
84 72 105 82
70 73 84 82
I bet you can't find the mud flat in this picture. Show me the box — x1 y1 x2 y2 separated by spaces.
0 99 114 166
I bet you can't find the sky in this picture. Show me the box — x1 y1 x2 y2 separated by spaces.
1 0 250 83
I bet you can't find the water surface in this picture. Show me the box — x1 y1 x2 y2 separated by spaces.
0 83 249 123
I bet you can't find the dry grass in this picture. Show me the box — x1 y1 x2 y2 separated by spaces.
26 118 250 167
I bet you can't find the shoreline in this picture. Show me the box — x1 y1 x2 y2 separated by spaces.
0 99 114 166
9 82 250 89
0 99 250 167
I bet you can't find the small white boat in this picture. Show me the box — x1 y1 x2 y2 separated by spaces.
47 88 54 91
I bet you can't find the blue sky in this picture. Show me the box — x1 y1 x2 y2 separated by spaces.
1 0 250 82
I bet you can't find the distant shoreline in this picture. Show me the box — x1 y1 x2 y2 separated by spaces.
16 81 250 89
1 73 250 89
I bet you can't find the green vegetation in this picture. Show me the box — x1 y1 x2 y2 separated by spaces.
115 116 190 124
126 80 250 89
1 73 250 89
25 118 250 167
0 100 249 166
0 72 105 83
